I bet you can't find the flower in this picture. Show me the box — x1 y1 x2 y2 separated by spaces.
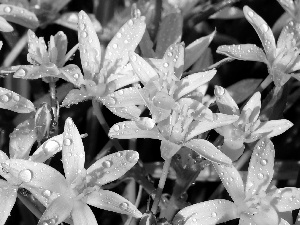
214 86 293 161
217 6 300 87
3 118 142 225
61 10 147 120
173 138 300 225
109 97 237 163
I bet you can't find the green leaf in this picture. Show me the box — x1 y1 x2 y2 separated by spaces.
0 87 35 113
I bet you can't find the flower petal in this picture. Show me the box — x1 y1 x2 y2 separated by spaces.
105 15 146 69
101 87 144 108
243 6 276 61
214 85 239 115
78 11 101 80
86 189 143 218
277 0 295 17
160 140 181 160
62 118 85 184
245 138 275 199
272 187 300 212
14 65 60 80
251 119 293 139
107 105 142 120
9 118 37 159
0 4 39 29
0 16 13 32
173 199 238 225
87 150 139 186
52 31 68 67
72 202 97 225
185 139 232 165
129 52 158 84
241 92 261 123
186 114 239 141
221 138 245 161
0 181 17 225
0 87 35 113
184 30 215 71
213 163 245 205
163 43 185 78
5 159 68 194
59 64 85 87
29 134 63 163
174 70 216 100
216 44 267 63
109 120 164 140
61 88 91 107
38 195 73 225
155 12 182 58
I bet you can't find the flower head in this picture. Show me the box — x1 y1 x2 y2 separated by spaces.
214 86 293 161
173 138 300 225
217 6 300 87
3 118 142 225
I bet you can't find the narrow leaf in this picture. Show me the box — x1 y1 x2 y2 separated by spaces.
0 181 17 225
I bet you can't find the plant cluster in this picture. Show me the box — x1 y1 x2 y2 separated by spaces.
0 0 300 225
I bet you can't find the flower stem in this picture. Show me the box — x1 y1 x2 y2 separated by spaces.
49 79 58 137
258 74 272 91
151 158 172 215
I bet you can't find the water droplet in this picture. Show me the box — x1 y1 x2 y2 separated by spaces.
126 151 139 163
260 159 267 166
13 95 20 101
214 86 225 96
211 212 217 217
81 31 87 38
0 94 9 102
113 125 120 131
4 6 11 13
102 160 112 168
63 138 72 146
128 19 134 26
116 33 122 38
79 23 85 30
260 24 269 33
112 44 118 49
163 62 169 68
119 202 129 210
257 173 264 179
42 190 51 198
15 69 26 77
73 73 79 79
43 140 60 154
19 169 33 183
248 11 254 17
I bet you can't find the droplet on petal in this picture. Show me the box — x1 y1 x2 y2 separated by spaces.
19 169 33 183
43 140 60 154
102 160 112 168
63 138 72 146
125 151 139 163
119 202 129 210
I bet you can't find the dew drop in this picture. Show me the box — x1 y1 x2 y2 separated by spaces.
260 159 267 166
13 95 20 101
119 202 129 210
19 169 33 183
128 19 134 26
126 151 139 163
102 160 112 168
63 138 73 146
42 190 51 198
163 62 169 68
113 125 120 131
257 173 264 180
260 24 269 33
248 11 254 17
73 73 79 79
112 44 118 49
116 33 122 38
4 6 11 13
0 94 9 103
43 140 60 154
15 69 26 77
214 86 225 96
211 212 217 217
81 31 87 38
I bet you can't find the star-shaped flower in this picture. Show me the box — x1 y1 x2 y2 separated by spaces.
217 6 300 87
3 118 142 225
61 10 147 120
109 97 237 163
173 138 300 225
214 86 293 161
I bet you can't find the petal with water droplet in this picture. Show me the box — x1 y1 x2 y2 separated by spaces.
0 87 35 113
155 12 182 58
160 140 181 160
185 139 232 165
241 92 261 123
72 201 97 225
52 31 68 67
105 15 146 69
272 187 300 212
61 88 91 107
62 118 85 185
163 43 185 78
174 69 216 100
214 85 240 115
59 64 85 87
243 6 276 61
109 121 164 140
185 30 215 70
30 134 63 163
86 189 143 218
38 194 73 225
0 180 17 225
0 4 39 29
87 150 139 186
107 105 142 120
9 118 36 159
14 65 60 80
213 163 245 205
173 199 238 225
78 10 101 80
6 159 68 194
217 44 267 63
250 119 293 139
245 138 274 198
